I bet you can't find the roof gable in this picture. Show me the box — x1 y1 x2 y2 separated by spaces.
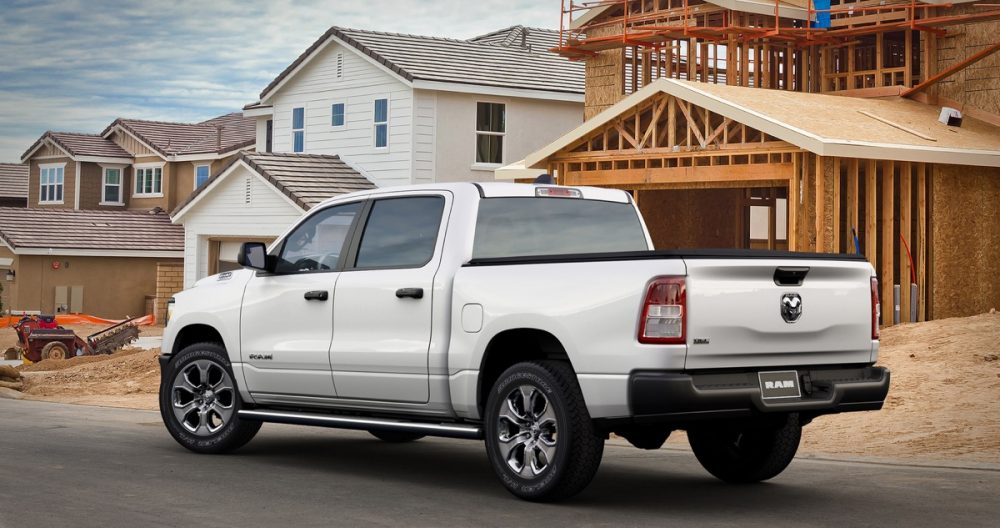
260 26 584 102
526 78 1000 168
21 132 133 163
172 152 375 221
102 112 255 158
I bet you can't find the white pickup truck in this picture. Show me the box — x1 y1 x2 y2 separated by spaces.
159 182 889 501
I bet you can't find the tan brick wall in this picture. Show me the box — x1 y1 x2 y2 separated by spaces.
153 261 184 324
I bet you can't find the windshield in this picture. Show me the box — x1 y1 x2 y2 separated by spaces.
472 197 649 259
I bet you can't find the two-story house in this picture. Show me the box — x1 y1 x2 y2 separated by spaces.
1 113 255 319
172 25 587 288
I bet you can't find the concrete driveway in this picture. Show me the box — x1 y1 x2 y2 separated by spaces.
1 398 997 527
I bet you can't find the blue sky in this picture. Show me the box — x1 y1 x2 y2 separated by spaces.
0 0 558 161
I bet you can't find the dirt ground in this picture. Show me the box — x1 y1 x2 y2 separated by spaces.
4 315 999 462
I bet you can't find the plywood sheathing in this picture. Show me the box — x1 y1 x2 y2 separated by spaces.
930 165 1000 319
637 189 744 249
928 5 1000 116
584 25 626 120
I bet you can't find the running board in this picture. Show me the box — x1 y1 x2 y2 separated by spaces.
238 409 483 440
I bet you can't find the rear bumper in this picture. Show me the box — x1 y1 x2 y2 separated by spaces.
628 365 889 422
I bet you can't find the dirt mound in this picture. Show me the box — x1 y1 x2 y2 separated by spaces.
20 349 161 409
17 348 146 372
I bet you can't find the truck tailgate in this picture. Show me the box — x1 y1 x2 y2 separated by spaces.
684 258 875 369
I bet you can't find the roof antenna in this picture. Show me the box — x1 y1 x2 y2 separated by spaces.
533 174 555 185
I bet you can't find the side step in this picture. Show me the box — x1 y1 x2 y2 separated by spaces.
238 409 483 440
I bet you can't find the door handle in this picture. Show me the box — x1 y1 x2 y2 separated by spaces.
304 290 329 301
395 288 424 299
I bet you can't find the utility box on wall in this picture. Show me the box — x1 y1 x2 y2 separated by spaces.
53 286 84 314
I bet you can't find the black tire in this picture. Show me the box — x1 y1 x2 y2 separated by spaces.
484 360 604 502
687 414 801 484
159 342 261 454
368 430 425 443
41 341 69 361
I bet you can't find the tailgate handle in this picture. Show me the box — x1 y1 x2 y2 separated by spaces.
774 267 809 286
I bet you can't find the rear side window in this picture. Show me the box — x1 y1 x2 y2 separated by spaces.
355 196 445 269
473 197 648 259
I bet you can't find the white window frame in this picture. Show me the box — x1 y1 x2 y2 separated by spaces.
373 97 389 149
472 101 506 170
38 162 66 204
331 102 346 128
133 162 165 198
292 107 305 153
194 164 211 190
99 164 126 206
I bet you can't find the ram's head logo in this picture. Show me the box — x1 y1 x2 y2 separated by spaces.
780 293 802 323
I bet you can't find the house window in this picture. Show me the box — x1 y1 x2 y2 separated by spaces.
102 167 123 204
134 166 163 196
292 107 305 152
265 119 273 153
373 98 388 148
195 165 210 188
39 164 65 203
476 102 505 165
332 103 345 127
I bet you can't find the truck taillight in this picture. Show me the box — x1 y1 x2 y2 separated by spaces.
638 276 686 344
871 277 880 339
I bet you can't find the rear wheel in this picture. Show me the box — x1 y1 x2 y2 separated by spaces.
159 342 261 454
484 360 604 502
41 342 68 361
687 414 801 483
368 430 425 443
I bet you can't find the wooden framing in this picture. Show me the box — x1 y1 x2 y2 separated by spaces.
881 160 895 325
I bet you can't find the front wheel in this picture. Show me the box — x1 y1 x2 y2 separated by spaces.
159 342 261 454
484 361 604 502
687 414 801 483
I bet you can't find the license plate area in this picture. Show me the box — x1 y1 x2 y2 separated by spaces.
758 371 801 399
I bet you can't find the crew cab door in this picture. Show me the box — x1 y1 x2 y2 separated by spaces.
330 193 449 403
240 201 363 401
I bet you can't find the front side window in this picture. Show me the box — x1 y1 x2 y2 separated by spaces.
39 165 65 203
275 202 362 273
134 166 163 195
331 103 345 127
355 196 444 269
195 165 210 188
476 102 505 164
373 98 388 148
292 107 305 152
473 197 648 259
103 167 122 203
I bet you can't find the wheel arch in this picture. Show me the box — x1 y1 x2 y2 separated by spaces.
170 323 226 356
476 328 578 417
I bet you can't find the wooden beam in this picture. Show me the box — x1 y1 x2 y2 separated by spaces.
676 101 706 147
788 153 799 251
847 158 859 253
881 160 895 326
902 41 1000 98
865 159 878 270
566 163 795 187
815 155 825 252
768 188 777 250
858 111 937 142
917 163 927 322
833 158 841 252
899 162 912 323
667 97 677 148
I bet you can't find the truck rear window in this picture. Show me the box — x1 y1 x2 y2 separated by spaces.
472 197 649 259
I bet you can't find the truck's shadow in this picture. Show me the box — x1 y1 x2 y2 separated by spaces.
232 431 829 513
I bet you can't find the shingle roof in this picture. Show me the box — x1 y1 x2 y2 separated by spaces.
467 25 562 51
104 112 256 157
0 163 28 199
0 208 183 253
260 26 584 100
21 132 132 162
172 152 375 216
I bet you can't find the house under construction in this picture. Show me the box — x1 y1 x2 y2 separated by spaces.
519 0 1000 325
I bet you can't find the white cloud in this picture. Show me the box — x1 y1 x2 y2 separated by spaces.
0 0 562 160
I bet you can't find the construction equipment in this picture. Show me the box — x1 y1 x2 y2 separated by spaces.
9 315 140 364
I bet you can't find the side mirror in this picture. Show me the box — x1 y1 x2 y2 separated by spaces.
238 242 269 271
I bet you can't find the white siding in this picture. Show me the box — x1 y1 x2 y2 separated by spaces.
265 40 414 187
433 92 583 183
179 165 304 287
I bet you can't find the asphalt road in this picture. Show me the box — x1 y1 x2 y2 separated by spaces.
2 398 998 528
